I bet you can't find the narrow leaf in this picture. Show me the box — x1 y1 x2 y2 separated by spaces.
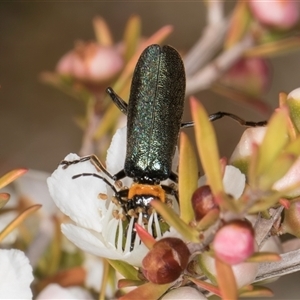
240 285 273 298
190 97 224 195
93 16 113 46
119 282 170 300
123 15 141 62
0 204 41 242
179 132 198 223
151 200 200 243
135 223 155 250
196 208 220 231
254 106 289 185
118 278 144 288
245 36 300 58
188 276 221 296
247 252 281 263
224 0 252 48
215 258 238 300
0 168 27 189
107 259 139 281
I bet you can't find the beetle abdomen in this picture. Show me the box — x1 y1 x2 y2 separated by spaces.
125 44 186 182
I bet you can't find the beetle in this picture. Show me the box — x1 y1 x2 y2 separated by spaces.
61 45 185 246
61 44 266 247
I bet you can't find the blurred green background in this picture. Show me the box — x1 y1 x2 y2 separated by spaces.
0 3 299 298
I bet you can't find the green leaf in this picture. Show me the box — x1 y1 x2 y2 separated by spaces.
123 15 141 62
0 204 41 242
239 285 274 297
224 0 252 49
252 106 289 188
286 97 300 133
247 252 281 263
151 200 200 243
0 169 27 189
179 132 198 223
107 259 139 281
119 282 171 300
245 36 300 58
92 16 113 46
190 97 224 195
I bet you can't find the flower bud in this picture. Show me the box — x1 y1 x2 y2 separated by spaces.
56 42 123 82
219 57 270 97
213 219 255 265
248 0 299 30
191 185 219 221
281 199 300 237
142 237 190 284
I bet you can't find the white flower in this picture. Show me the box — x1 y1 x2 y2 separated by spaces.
0 249 33 299
198 165 246 199
36 283 93 300
161 286 207 300
48 127 179 267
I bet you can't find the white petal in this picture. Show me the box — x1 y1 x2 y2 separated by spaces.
106 127 132 187
161 287 207 300
36 283 94 299
287 87 300 100
62 223 148 267
47 153 108 232
198 166 245 200
223 165 246 199
0 249 33 299
230 127 267 161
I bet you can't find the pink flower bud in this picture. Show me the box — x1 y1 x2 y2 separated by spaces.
220 57 270 96
56 42 123 82
213 219 255 265
142 238 190 284
248 0 299 30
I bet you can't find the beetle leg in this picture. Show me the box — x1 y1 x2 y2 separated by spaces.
106 87 128 115
208 112 267 127
181 112 267 128
161 184 179 203
72 172 119 194
61 154 115 180
113 169 127 181
169 171 178 183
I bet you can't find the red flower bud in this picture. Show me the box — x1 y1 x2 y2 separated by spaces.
142 238 190 284
191 185 219 221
